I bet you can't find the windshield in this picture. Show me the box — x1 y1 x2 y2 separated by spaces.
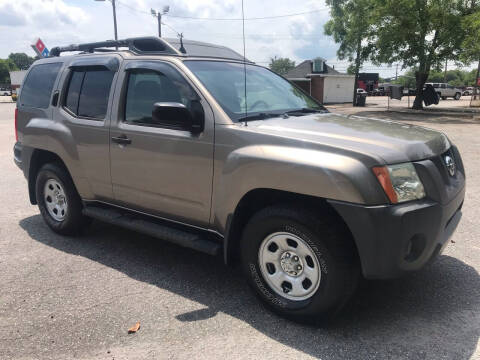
184 60 326 122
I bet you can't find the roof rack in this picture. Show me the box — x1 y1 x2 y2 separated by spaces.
50 37 182 57
50 36 251 63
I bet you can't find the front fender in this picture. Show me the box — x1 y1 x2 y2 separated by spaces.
213 145 388 232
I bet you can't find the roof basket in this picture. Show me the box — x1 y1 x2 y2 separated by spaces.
50 37 181 57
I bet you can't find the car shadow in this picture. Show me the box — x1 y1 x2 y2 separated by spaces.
19 215 480 359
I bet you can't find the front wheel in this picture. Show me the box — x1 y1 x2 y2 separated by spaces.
36 162 91 235
241 206 359 324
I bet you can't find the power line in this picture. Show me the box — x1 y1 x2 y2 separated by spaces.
162 22 182 37
164 8 328 21
114 0 150 15
113 1 327 21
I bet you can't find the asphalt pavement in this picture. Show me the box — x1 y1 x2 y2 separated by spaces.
0 102 479 359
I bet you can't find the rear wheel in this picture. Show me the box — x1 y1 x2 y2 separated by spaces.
454 92 461 100
35 162 91 235
241 206 359 324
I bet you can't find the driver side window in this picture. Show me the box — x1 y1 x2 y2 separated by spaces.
124 69 194 128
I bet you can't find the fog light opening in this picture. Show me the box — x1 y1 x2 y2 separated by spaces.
404 234 426 262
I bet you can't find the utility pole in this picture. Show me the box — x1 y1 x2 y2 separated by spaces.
443 59 448 83
395 64 398 81
151 6 170 37
95 0 118 41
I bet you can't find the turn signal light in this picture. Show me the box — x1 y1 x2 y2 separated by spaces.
372 166 398 203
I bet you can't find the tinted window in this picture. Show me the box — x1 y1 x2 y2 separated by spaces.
64 69 114 119
78 70 115 119
124 69 193 127
20 63 62 108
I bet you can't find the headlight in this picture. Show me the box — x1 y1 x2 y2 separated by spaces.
373 162 426 203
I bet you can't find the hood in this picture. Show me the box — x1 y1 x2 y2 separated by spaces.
248 112 450 164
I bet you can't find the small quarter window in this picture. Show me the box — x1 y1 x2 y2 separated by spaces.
20 63 62 109
65 71 84 114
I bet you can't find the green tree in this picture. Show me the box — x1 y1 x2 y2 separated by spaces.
460 10 480 91
268 57 295 76
324 0 374 105
370 0 478 109
8 53 36 70
0 59 18 84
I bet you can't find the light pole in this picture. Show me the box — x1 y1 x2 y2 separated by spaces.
95 0 118 41
151 6 170 37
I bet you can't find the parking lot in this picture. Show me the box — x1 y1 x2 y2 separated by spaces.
335 95 479 113
0 101 479 359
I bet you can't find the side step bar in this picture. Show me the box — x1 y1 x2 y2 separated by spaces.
82 206 221 256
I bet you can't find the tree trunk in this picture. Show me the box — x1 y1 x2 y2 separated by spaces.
475 58 480 95
413 71 429 110
352 39 362 106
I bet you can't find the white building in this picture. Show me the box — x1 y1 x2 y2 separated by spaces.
9 70 28 90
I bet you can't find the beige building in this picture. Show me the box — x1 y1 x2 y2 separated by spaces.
285 59 355 104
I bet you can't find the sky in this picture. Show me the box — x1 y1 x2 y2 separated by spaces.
0 0 470 78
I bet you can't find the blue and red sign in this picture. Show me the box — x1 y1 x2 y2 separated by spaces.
31 38 49 58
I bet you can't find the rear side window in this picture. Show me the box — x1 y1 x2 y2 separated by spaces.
20 63 62 109
64 69 115 120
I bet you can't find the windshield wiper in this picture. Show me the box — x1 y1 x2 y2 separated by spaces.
284 108 328 116
236 112 281 122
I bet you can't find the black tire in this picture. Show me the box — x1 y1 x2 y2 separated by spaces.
442 96 447 100
240 205 359 324
454 93 461 100
35 162 91 235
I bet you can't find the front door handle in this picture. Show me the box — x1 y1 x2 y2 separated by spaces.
111 135 132 145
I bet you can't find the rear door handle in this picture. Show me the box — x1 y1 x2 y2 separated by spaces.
111 135 132 145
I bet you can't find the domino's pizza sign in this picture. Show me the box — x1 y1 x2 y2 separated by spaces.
31 38 49 58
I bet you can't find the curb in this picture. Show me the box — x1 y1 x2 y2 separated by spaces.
384 108 480 117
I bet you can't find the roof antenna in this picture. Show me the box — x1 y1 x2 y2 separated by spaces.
241 0 248 126
178 32 186 54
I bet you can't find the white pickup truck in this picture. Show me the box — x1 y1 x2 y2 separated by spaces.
425 83 462 100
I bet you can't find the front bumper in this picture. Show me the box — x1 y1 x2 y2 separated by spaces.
329 184 465 279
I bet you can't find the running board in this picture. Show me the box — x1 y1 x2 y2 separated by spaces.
82 205 221 256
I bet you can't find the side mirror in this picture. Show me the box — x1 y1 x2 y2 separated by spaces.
152 102 191 129
152 101 204 134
